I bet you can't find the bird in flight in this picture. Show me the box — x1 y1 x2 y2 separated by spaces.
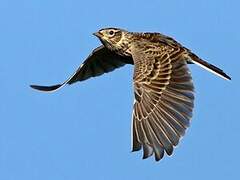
31 28 231 161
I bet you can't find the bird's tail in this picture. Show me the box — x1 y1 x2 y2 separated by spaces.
188 53 231 80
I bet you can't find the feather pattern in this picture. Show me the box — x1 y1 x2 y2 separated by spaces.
131 41 194 161
30 28 231 161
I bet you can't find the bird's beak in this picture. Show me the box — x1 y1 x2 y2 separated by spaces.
93 32 102 38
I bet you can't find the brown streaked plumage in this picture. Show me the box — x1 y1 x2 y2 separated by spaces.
31 28 231 161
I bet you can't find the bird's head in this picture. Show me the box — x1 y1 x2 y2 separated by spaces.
93 28 130 52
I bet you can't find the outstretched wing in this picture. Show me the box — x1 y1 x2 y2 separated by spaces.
30 45 133 92
131 43 194 161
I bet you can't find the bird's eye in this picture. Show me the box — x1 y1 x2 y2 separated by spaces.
109 30 114 35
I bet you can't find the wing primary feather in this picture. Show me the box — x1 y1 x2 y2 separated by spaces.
30 84 63 92
30 46 133 92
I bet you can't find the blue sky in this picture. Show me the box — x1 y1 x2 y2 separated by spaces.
0 0 239 179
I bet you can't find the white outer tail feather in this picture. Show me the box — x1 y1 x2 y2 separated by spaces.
192 60 230 81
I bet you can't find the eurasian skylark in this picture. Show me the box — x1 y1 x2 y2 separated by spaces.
31 28 231 161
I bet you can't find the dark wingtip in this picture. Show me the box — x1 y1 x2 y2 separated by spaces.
155 156 161 162
131 146 142 152
30 84 62 92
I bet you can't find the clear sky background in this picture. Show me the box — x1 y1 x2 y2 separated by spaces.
0 0 239 180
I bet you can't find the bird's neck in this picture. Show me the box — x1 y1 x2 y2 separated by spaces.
115 33 133 57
